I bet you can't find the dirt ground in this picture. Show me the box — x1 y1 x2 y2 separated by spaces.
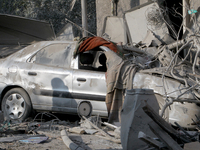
0 112 122 150
0 132 122 150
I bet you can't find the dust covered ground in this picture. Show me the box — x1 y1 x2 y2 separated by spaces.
0 113 122 150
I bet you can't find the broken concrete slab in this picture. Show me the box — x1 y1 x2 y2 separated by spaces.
80 116 101 129
143 103 191 143
84 129 98 135
149 121 183 150
142 30 162 47
102 16 126 44
124 1 169 44
121 89 159 150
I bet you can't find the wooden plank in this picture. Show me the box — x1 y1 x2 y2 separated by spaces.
149 121 183 150
68 127 85 134
142 103 190 143
102 122 117 130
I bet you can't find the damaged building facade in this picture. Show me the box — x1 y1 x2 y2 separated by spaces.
96 0 200 38
94 0 200 149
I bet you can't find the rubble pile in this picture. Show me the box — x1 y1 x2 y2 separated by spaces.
0 112 122 150
2 1 200 150
100 1 200 149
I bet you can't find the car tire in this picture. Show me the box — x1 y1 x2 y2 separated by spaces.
1 88 32 122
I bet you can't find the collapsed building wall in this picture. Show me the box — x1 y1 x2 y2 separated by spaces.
96 0 148 36
96 0 200 38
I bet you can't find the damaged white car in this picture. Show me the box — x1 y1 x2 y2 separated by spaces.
0 40 109 122
0 36 200 130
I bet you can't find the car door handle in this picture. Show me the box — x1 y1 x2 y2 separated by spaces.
77 78 86 82
28 72 37 76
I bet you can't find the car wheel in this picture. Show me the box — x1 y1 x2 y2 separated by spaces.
1 88 32 122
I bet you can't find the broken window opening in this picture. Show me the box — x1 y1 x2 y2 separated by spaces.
30 44 72 68
78 50 107 72
162 0 183 39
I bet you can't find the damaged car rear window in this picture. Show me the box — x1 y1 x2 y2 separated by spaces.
30 43 73 68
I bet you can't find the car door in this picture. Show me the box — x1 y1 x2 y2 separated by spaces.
72 69 106 100
25 43 75 113
72 53 107 116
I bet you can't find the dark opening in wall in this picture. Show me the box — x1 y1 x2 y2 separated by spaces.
163 0 183 39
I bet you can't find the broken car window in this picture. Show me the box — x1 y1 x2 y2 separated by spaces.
30 43 73 68
78 51 107 72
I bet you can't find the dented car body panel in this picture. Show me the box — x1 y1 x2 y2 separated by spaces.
0 41 108 117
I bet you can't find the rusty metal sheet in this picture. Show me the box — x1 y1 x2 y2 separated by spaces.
0 14 55 45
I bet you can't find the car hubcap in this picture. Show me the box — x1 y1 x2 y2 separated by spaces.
5 93 26 119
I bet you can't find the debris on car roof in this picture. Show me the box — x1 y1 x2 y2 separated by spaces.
74 36 121 58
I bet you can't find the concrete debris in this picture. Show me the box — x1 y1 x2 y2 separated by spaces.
84 129 98 135
0 113 122 149
121 89 160 149
102 16 126 43
80 116 101 129
102 122 118 130
113 127 121 139
82 116 121 143
68 127 85 134
142 30 162 47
